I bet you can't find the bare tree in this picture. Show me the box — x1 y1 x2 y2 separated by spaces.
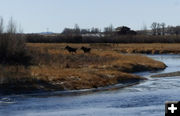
104 24 114 35
91 27 100 34
157 23 161 35
161 23 166 35
18 24 24 34
80 29 90 34
109 24 114 32
7 17 17 34
151 22 158 35
0 17 4 34
166 26 174 35
174 26 180 35
74 24 80 35
141 24 148 35
90 27 100 34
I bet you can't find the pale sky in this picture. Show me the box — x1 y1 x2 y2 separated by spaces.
0 0 180 33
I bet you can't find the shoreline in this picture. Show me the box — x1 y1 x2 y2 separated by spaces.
0 71 148 95
151 71 180 77
112 44 180 54
7 79 147 97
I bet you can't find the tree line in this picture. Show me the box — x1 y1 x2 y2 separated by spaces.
61 23 180 36
1 16 180 44
139 22 180 36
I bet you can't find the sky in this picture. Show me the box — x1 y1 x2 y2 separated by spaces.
0 0 180 33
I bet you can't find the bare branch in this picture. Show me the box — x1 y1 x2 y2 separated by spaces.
7 17 17 34
0 17 4 34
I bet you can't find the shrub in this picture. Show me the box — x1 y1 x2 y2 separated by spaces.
0 34 32 65
25 34 180 43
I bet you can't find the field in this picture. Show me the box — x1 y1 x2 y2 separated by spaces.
28 43 180 54
0 43 168 94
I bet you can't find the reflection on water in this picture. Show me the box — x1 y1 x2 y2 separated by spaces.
0 55 180 116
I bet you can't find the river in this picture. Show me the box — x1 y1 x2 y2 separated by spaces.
0 55 180 116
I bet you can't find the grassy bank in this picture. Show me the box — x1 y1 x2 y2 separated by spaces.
108 43 180 54
0 43 167 94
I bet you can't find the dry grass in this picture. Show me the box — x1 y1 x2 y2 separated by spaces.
0 43 168 94
27 43 166 70
29 67 144 90
94 43 180 54
29 43 180 54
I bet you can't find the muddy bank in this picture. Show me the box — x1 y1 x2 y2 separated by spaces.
151 71 180 77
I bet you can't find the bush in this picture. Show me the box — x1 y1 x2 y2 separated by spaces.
0 34 32 65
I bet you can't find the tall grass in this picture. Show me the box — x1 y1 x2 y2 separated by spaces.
28 46 116 68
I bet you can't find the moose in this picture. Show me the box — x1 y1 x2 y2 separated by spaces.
65 45 77 53
81 46 91 53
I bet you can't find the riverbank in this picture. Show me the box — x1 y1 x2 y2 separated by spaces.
111 43 180 54
151 71 180 77
0 43 167 94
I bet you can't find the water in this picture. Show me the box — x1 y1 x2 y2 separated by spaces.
1 55 180 116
